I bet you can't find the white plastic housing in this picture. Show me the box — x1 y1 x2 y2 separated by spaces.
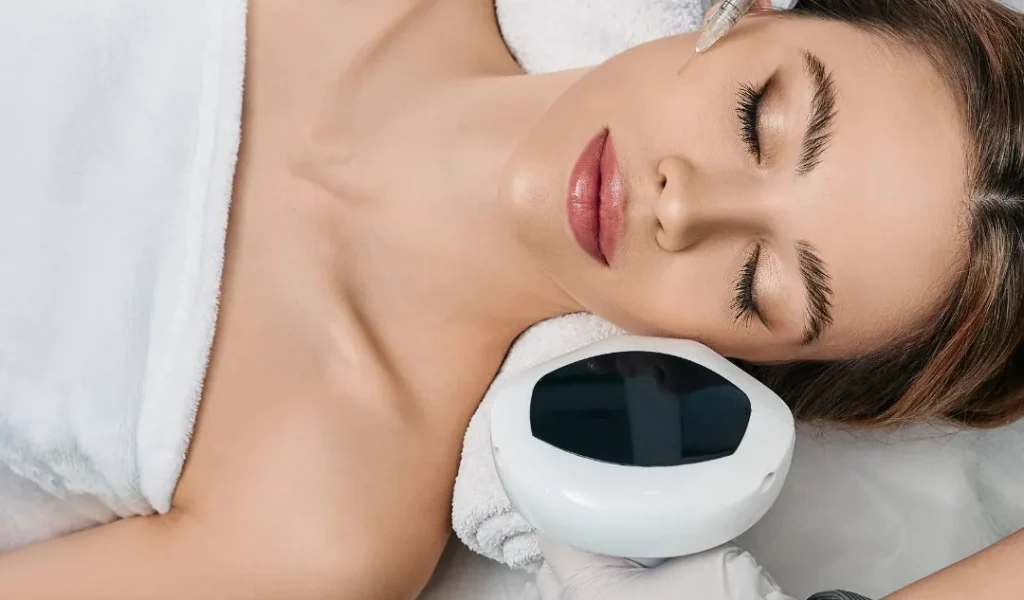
490 336 795 560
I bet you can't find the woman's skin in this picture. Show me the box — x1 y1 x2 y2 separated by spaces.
885 528 1024 599
0 1 1004 599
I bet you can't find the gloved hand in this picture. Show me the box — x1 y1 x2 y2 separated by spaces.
535 536 795 600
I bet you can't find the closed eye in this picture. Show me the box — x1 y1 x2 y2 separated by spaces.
737 79 770 163
732 244 761 326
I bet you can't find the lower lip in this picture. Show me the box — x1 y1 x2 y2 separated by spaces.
566 130 625 266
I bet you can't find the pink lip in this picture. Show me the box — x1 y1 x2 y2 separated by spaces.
566 129 625 266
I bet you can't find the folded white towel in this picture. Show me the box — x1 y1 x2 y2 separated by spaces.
495 0 708 73
452 314 625 571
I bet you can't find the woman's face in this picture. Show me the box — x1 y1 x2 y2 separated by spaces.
500 15 969 363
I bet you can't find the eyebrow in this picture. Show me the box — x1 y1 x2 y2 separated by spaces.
795 240 834 345
797 51 838 175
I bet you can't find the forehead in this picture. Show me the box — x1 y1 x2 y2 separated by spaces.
777 19 970 356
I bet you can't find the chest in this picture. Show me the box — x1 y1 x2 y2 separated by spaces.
185 0 514 456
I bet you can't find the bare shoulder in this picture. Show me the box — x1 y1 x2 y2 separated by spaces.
173 391 458 598
171 315 461 599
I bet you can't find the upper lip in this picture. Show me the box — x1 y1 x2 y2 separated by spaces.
566 129 626 266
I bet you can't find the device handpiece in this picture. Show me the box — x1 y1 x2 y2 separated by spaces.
696 0 757 53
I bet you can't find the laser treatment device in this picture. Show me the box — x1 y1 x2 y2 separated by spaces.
490 336 795 564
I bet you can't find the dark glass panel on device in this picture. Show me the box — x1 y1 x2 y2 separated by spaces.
530 352 751 467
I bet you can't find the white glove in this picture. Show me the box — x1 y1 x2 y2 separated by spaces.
535 536 796 600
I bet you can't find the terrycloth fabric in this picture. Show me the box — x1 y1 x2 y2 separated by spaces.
452 314 626 571
0 0 246 552
495 0 707 73
496 0 798 74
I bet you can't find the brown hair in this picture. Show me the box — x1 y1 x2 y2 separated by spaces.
740 0 1024 427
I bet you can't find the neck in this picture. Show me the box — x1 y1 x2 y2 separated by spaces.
327 70 595 410
400 71 590 340
296 67 594 395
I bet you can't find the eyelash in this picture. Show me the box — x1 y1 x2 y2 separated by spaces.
737 82 767 162
732 81 770 326
732 244 761 326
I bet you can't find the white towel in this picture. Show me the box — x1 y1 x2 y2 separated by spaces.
495 0 801 74
0 0 246 551
495 0 708 73
452 314 626 571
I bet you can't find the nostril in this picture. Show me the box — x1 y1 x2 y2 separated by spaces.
659 175 668 190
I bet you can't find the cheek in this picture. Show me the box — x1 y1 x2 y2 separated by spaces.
506 35 705 187
575 245 741 338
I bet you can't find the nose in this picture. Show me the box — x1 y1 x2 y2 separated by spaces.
655 156 702 252
654 155 763 252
